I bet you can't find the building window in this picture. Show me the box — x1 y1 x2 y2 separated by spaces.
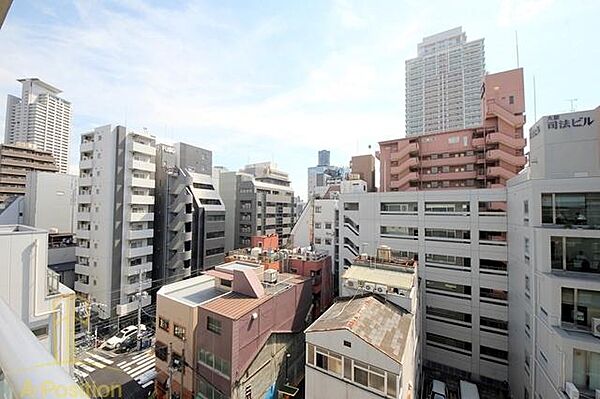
380 225 418 239
542 192 600 227
380 202 418 214
523 200 529 222
481 345 508 364
315 347 342 376
155 341 168 361
480 316 508 332
425 253 470 269
562 287 600 331
158 317 169 332
198 348 231 377
174 324 186 340
425 202 470 214
573 349 600 391
315 223 322 229
480 287 508 303
426 280 471 297
551 236 600 273
424 228 470 242
426 332 472 353
315 238 322 244
325 222 332 229
315 206 322 213
426 306 471 324
343 202 359 211
207 316 222 335
509 95 515 104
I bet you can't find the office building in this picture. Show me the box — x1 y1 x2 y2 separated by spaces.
507 107 600 398
0 142 57 208
4 78 72 173
220 162 295 251
308 150 349 198
381 68 526 192
75 125 155 319
338 188 509 390
405 27 485 136
154 261 311 399
212 166 228 194
153 143 226 288
305 295 417 399
350 154 376 192
0 225 75 371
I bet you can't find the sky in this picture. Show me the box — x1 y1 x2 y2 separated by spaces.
1 0 599 200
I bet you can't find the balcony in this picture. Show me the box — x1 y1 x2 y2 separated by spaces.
79 176 92 187
420 170 477 182
390 142 419 161
79 158 93 170
80 141 94 152
127 262 153 276
123 280 152 295
76 247 90 257
486 132 526 149
131 141 156 156
130 177 155 189
77 211 91 221
77 229 90 239
486 149 527 167
390 171 420 188
128 229 154 240
472 137 485 147
78 194 91 204
487 166 517 181
129 212 154 222
129 195 154 205
390 157 419 175
420 155 477 168
116 294 151 316
128 245 153 258
130 159 155 172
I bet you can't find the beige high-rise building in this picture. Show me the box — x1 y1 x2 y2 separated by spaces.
4 78 72 173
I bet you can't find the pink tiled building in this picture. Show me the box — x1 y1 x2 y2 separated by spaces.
379 68 526 192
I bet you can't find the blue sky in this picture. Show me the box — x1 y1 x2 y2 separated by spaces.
1 0 599 199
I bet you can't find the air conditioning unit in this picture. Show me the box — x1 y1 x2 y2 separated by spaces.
592 318 600 338
364 283 374 292
375 284 388 295
565 382 579 399
264 269 278 284
345 279 358 289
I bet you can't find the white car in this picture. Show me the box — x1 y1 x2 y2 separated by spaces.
104 324 146 350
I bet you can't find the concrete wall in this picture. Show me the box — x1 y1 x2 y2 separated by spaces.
25 172 77 233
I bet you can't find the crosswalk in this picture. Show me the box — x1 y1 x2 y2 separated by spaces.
74 351 115 379
117 349 156 389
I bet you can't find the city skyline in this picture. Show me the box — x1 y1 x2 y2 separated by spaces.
1 1 599 199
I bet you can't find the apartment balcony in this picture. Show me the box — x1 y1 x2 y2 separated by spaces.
74 280 90 294
390 171 420 189
127 262 153 276
0 167 27 176
486 150 527 167
76 247 90 257
282 217 292 224
130 141 156 156
80 141 94 153
123 280 152 295
116 295 151 316
486 132 526 149
79 158 94 170
129 212 155 222
128 245 153 258
129 195 154 205
487 166 517 181
0 176 25 185
0 185 24 194
79 176 92 187
78 229 90 239
282 227 291 235
420 155 477 168
130 159 155 172
421 170 477 182
77 211 91 221
128 229 154 240
130 177 155 189
486 99 525 128
266 206 277 214
78 194 91 204
391 157 419 175
265 217 277 225
390 142 419 161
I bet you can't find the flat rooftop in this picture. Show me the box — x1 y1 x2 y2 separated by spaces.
342 265 414 291
0 225 45 235
217 261 259 273
158 275 223 306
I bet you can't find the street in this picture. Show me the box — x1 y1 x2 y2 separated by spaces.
74 347 156 398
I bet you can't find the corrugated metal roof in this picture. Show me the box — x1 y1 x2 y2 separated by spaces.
305 296 412 363
200 291 269 320
342 266 414 290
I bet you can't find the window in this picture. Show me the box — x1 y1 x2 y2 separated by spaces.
158 317 169 332
155 341 168 361
425 228 470 241
562 287 600 330
425 253 470 269
207 316 222 335
325 222 332 229
448 136 460 144
426 332 472 352
480 316 508 332
480 259 508 273
315 348 341 376
509 95 515 104
206 231 225 239
314 238 322 244
573 349 600 391
523 200 529 222
206 247 225 256
542 192 600 227
380 225 418 238
206 214 226 222
426 306 471 323
480 287 508 302
426 280 471 296
193 182 215 190
307 343 315 365
481 345 508 363
344 202 359 211
343 340 352 348
174 324 186 340
551 237 600 273
199 198 222 205
380 202 418 213
315 223 322 229
315 206 322 213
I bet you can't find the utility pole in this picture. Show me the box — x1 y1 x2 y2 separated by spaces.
168 342 173 399
136 269 148 350
180 337 186 399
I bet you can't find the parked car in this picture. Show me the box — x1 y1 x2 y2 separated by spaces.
104 324 146 350
430 379 448 399
115 335 138 353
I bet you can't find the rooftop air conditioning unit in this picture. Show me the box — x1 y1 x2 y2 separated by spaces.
375 284 388 295
264 269 278 284
364 283 374 292
345 279 358 289
565 382 579 399
592 318 600 338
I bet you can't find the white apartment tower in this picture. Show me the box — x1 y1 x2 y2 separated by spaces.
405 27 485 136
4 78 72 173
75 125 155 319
508 107 600 399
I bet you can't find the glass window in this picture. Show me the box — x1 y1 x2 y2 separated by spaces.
380 202 418 213
344 202 359 211
380 225 418 238
207 316 222 335
329 353 342 376
480 316 508 331
158 317 169 332
174 324 185 339
480 287 508 301
307 343 315 365
425 228 470 241
316 350 328 370
426 280 471 295
542 192 600 227
386 373 397 398
368 369 385 392
552 237 600 273
354 365 369 386
573 349 600 390
426 332 472 351
427 306 472 323
343 357 352 379
481 345 508 360
425 253 470 268
425 202 469 214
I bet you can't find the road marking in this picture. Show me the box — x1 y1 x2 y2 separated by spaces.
121 352 151 369
117 360 127 367
91 353 114 365
73 369 89 379
141 380 154 389
129 363 155 379
75 362 95 373
132 350 152 361
82 358 106 369
128 359 155 378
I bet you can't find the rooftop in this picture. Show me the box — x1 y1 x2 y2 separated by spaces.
306 295 412 363
342 265 414 291
0 224 45 235
157 275 223 306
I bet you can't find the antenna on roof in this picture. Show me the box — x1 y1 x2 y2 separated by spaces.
533 75 537 122
515 31 520 68
566 98 578 112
